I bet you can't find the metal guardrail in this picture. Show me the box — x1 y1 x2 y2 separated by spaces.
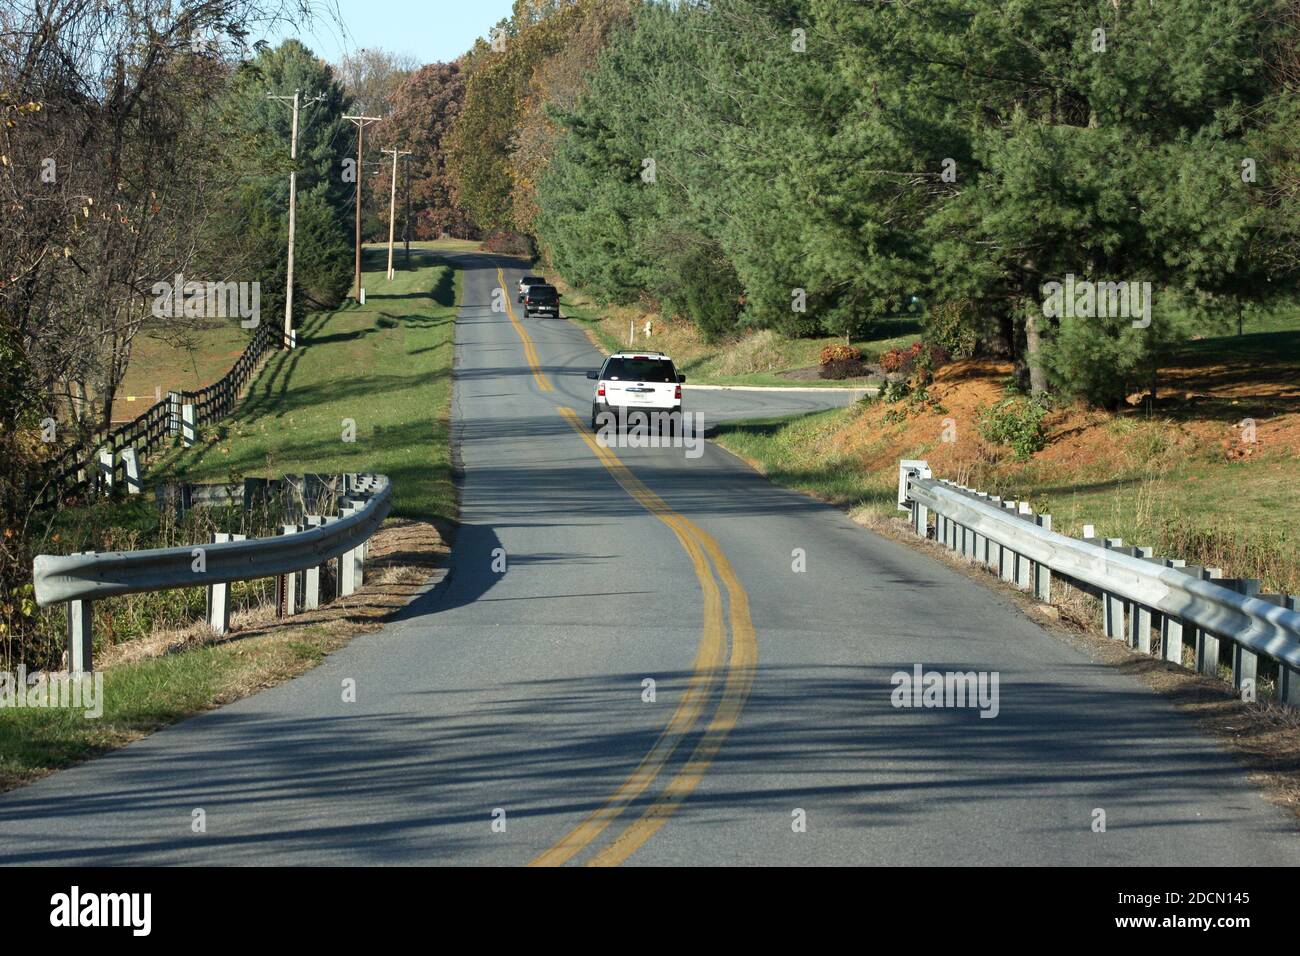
899 460 1300 707
32 473 391 675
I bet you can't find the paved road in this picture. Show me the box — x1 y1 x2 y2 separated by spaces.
1 253 1296 866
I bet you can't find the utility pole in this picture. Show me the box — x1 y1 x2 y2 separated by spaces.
343 114 382 301
382 148 412 280
268 90 325 348
404 153 412 268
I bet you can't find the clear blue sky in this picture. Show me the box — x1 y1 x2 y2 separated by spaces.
262 0 517 64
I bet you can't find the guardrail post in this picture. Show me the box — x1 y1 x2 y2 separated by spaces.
911 500 927 537
1014 503 1033 589
304 515 323 609
181 403 196 447
120 447 141 495
1167 564 1211 665
1151 558 1185 661
985 498 1003 570
973 493 994 561
1263 598 1300 712
205 532 244 634
1183 566 1224 676
1032 515 1052 601
1126 547 1155 652
321 515 340 601
1225 578 1261 696
338 504 358 596
352 529 365 590
278 525 301 615
63 551 95 675
1099 539 1128 638
997 502 1017 582
67 598 93 676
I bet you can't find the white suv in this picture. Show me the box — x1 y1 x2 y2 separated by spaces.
586 351 685 430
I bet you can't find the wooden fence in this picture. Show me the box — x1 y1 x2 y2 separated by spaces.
35 323 280 508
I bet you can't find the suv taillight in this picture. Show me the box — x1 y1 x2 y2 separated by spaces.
597 382 605 397
675 384 681 399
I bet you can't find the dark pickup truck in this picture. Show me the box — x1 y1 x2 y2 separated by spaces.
523 283 560 319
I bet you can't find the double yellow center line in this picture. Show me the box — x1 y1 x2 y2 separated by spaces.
530 409 757 866
496 266 553 392
492 268 756 865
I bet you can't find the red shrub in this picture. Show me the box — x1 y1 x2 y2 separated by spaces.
819 344 862 366
880 342 949 375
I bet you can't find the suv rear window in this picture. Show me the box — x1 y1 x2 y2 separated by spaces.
528 285 557 302
522 275 544 284
602 357 677 382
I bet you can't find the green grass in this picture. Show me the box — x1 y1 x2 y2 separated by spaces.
156 245 459 524
1 244 461 791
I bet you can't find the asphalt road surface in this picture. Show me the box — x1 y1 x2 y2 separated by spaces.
1 252 1297 866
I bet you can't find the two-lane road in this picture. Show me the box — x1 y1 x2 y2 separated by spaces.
1 253 1296 866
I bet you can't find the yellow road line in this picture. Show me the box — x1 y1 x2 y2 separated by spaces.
529 407 726 866
496 267 553 392
586 498 757 867
532 407 758 867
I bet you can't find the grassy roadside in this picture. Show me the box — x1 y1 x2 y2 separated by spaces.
157 245 459 523
0 244 460 792
552 275 918 387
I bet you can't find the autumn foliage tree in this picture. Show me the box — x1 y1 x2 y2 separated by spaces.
387 61 473 239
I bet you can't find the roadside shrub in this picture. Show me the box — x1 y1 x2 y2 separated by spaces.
924 300 980 358
879 342 950 376
650 238 743 342
818 344 865 380
977 396 1049 461
819 344 861 366
820 359 863 380
880 378 911 403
